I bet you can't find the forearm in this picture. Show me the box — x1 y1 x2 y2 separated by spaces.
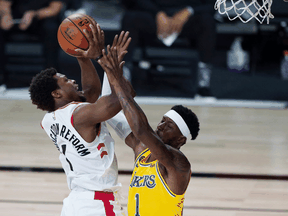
111 78 170 161
35 1 63 20
101 86 123 120
102 72 133 141
77 57 101 102
111 78 149 139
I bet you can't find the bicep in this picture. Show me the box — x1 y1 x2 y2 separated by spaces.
84 89 101 103
74 96 121 127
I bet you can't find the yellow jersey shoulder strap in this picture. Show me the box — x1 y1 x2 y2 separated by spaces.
133 148 150 167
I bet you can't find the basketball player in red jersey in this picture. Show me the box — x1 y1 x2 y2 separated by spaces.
98 48 200 215
29 18 132 215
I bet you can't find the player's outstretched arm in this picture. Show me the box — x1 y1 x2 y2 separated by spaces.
75 23 105 103
98 48 186 170
74 89 122 124
77 57 101 103
72 83 122 142
102 71 144 158
99 49 191 195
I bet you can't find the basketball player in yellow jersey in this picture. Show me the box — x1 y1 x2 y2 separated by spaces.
98 48 200 215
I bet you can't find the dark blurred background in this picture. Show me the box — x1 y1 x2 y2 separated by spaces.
1 0 288 101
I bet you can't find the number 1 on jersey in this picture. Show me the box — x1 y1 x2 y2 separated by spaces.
62 144 74 171
135 193 140 216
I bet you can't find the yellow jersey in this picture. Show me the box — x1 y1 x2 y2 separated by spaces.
127 148 187 216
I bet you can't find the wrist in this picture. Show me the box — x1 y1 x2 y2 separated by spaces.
108 75 123 86
95 54 103 62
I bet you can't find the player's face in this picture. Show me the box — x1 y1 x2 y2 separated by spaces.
54 73 86 102
155 116 182 146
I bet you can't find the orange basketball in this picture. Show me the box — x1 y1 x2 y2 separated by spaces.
57 13 95 57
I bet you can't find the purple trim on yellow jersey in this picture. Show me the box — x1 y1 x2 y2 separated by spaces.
133 148 149 170
155 162 176 198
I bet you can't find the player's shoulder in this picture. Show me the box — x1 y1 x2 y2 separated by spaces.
42 102 89 125
56 102 90 115
165 145 191 171
61 101 89 110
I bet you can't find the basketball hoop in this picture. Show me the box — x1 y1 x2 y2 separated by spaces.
214 0 274 24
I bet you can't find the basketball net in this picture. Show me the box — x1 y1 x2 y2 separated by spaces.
215 0 274 24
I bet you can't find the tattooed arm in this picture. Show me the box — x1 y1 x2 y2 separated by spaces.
98 48 187 171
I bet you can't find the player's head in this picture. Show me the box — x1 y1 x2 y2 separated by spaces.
155 105 200 149
29 68 86 112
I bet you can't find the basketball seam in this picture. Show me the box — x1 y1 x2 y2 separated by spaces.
59 27 84 50
67 17 89 50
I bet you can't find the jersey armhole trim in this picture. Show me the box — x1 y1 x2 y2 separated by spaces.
133 148 149 169
71 115 74 127
156 162 177 198
70 103 89 128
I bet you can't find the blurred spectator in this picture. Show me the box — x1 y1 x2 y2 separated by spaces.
121 0 216 98
0 0 64 87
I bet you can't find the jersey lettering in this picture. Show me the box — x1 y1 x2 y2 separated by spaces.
42 103 119 192
49 124 91 156
128 149 185 215
49 123 60 150
130 175 156 189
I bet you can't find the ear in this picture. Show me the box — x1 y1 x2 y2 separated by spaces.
177 135 187 147
51 89 62 99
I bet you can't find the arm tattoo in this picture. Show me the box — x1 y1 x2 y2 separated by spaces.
116 90 147 129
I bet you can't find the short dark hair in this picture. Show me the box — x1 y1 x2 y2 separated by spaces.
171 105 200 140
29 68 59 112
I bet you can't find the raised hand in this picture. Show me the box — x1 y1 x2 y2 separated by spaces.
19 10 35 30
108 31 131 62
98 47 124 81
98 47 136 97
75 22 105 60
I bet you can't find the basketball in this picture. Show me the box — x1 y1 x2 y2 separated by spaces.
57 13 95 57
